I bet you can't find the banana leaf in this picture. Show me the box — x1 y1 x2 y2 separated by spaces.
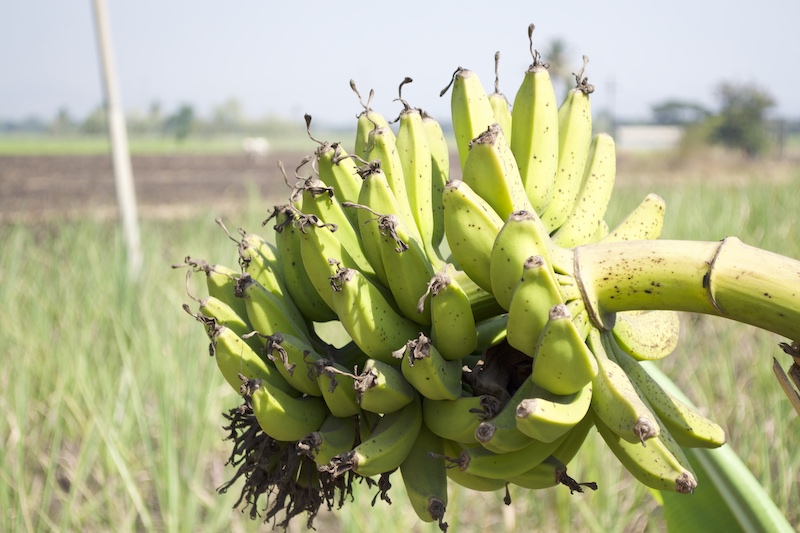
641 361 793 533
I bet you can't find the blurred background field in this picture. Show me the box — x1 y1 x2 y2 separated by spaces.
1 131 799 531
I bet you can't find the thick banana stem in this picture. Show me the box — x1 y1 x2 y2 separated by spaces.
575 237 800 341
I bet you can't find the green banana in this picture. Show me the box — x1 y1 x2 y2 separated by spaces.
185 307 296 396
441 179 504 293
330 267 421 366
399 423 449 529
355 358 417 414
422 265 478 360
176 258 249 322
312 359 361 418
444 67 497 170
234 273 311 342
422 394 502 444
194 294 262 353
394 78 443 267
510 24 559 214
375 211 435 325
394 333 462 401
489 211 553 310
461 123 533 221
297 412 359 466
586 329 660 444
421 110 449 252
612 310 680 361
551 133 617 248
328 393 422 478
262 332 323 397
529 303 598 396
449 428 570 480
488 51 512 141
366 122 421 244
474 378 540 454
506 255 564 357
607 336 726 448
350 80 395 160
592 410 697 494
442 439 507 492
305 114 362 217
539 58 594 232
515 381 593 443
268 205 338 322
247 377 329 442
600 192 666 242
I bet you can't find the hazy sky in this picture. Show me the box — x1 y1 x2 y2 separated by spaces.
3 1 799 127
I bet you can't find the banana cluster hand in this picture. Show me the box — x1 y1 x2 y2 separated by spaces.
174 21 800 532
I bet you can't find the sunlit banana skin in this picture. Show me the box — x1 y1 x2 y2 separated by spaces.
515 381 593 443
421 110 449 252
422 394 502 444
506 255 565 356
490 211 553 310
355 358 417 414
447 67 497 170
193 293 261 353
607 336 726 448
511 70 559 212
262 332 323 397
314 141 362 221
540 69 594 233
612 310 680 361
313 359 361 418
600 192 666 243
394 333 462 401
475 378 541 453
399 423 449 528
442 179 504 293
234 273 311 343
587 329 660 444
247 377 329 442
330 267 421 366
488 51 512 140
551 133 617 248
328 393 422 478
425 267 478 360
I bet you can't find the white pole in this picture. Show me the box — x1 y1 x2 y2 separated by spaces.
91 0 142 279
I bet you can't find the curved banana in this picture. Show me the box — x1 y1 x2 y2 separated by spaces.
177 258 249 322
489 211 552 310
421 110 449 252
510 24 559 214
312 359 361 418
330 267 420 366
600 192 666 243
449 429 570 480
607 336 726 448
462 123 533 221
506 255 564 357
529 303 598 396
327 393 422 478
441 179 504 293
248 377 329 442
515 381 593 443
423 266 478 360
350 80 395 160
185 308 296 396
474 378 540 454
375 212 435 326
445 67 497 170
488 51 513 141
399 423 449 529
540 58 594 232
394 333 462 401
592 410 697 494
193 294 262 353
234 273 311 342
394 79 443 267
268 205 338 322
297 412 359 466
367 124 421 244
442 439 506 492
551 133 616 248
586 329 660 444
262 332 323 397
355 358 417 414
612 310 680 361
422 394 502 444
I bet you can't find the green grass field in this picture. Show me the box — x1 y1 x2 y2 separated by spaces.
1 167 799 532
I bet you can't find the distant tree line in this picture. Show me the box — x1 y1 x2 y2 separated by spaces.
651 82 791 158
0 98 306 141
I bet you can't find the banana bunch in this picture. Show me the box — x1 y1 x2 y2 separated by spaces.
177 22 800 531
